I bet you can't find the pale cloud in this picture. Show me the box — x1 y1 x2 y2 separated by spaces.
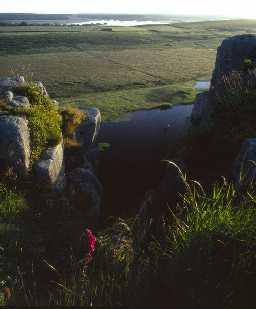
1 0 256 18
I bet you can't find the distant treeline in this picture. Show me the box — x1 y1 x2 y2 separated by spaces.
0 13 174 23
0 22 73 26
0 13 70 20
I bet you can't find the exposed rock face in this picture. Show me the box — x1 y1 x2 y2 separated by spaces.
0 115 30 174
10 96 30 108
211 35 256 90
76 108 101 149
191 35 256 126
233 139 256 192
35 81 49 97
34 143 66 192
0 76 25 94
191 92 210 125
68 167 102 219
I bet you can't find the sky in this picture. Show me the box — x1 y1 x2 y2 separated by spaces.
1 0 256 19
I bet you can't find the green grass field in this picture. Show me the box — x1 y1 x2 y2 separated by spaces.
1 20 256 119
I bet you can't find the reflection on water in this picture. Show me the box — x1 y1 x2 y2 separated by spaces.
97 104 193 160
195 80 210 91
96 104 193 214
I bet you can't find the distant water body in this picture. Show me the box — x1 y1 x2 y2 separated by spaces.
0 14 228 26
68 15 227 27
73 20 171 27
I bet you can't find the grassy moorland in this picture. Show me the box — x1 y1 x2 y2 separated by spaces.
1 20 256 119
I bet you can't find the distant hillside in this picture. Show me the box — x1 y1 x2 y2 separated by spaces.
0 13 70 21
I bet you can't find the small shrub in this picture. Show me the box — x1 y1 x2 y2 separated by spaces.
242 58 255 72
61 104 85 138
15 83 49 107
26 104 62 162
15 83 62 163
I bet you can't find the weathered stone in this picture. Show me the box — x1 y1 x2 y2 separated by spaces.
0 76 25 94
34 143 66 192
233 138 256 192
10 96 30 108
35 81 48 97
68 167 102 218
4 91 14 104
191 92 210 125
75 108 101 149
0 115 30 174
211 35 256 91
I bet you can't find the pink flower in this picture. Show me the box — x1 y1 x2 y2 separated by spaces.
85 228 96 257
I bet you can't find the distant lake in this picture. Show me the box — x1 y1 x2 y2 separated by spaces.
72 20 171 27
0 13 228 26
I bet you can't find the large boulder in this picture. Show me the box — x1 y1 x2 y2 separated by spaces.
191 92 210 126
233 138 256 192
0 115 30 174
0 76 25 94
191 35 256 126
211 35 256 91
75 108 101 149
34 143 66 192
68 167 102 219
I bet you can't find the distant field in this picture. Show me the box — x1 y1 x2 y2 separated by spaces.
1 20 256 119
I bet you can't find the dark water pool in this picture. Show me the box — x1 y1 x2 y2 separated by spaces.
96 104 193 215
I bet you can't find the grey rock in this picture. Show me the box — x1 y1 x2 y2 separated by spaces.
75 108 101 149
211 35 256 91
35 81 48 97
10 96 30 108
68 167 102 218
34 143 66 192
0 76 25 94
233 138 256 192
4 91 14 104
0 115 30 174
191 92 211 125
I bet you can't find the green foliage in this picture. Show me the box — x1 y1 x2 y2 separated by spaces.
97 142 111 151
26 105 62 162
242 58 255 71
0 183 27 221
160 175 256 309
61 104 85 138
16 83 62 162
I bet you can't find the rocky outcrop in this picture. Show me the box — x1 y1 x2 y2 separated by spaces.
0 76 25 94
191 35 256 126
191 92 210 126
211 35 256 91
76 108 101 149
68 167 102 219
34 143 66 192
0 115 30 175
10 96 30 108
35 81 49 97
233 139 256 192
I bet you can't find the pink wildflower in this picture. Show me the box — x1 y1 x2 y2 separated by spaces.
85 228 97 257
